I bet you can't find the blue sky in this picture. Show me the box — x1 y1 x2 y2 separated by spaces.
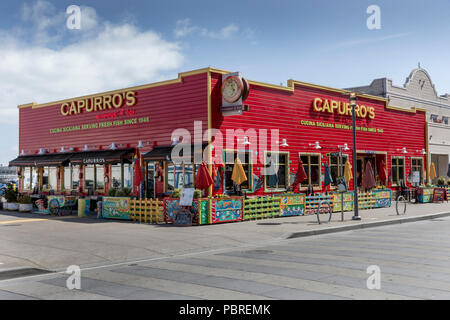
1 0 449 165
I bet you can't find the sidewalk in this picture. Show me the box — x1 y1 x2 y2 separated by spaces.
0 201 449 272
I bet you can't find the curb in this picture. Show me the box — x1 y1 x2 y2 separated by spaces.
286 211 450 239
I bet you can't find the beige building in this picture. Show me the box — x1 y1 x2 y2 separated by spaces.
348 67 450 183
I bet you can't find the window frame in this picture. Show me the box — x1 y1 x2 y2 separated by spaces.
223 149 253 192
83 164 106 192
22 167 32 191
391 156 405 186
263 151 290 192
411 157 424 185
298 153 322 188
328 153 349 187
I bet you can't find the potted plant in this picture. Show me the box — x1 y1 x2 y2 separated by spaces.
437 176 446 187
4 183 18 211
107 188 118 197
18 195 33 212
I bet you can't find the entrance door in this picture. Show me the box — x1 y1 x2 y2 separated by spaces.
356 154 376 189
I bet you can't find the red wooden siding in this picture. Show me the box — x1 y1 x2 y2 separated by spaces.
19 72 209 155
210 71 426 194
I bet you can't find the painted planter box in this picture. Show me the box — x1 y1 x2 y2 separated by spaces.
305 194 332 215
279 194 305 216
332 189 391 212
332 192 354 212
243 197 280 220
417 187 434 203
210 198 243 224
372 189 392 208
102 197 131 220
164 198 205 225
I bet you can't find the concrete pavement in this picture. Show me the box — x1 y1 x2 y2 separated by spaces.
0 201 448 274
2 214 450 299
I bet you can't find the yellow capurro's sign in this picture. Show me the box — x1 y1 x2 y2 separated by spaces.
61 91 137 116
312 98 375 119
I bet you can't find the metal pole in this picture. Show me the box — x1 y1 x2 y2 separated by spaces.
339 146 344 222
350 93 361 220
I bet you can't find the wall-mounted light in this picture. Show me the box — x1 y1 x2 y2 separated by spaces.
109 143 117 150
38 148 47 155
243 137 251 145
83 144 89 151
171 138 180 146
280 139 289 147
60 147 66 153
416 149 427 155
309 141 322 150
137 141 144 148
20 150 26 156
397 147 407 154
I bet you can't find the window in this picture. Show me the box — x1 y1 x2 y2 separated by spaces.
300 154 321 187
96 165 105 190
443 117 449 125
430 114 438 123
32 168 39 189
23 167 31 190
391 157 405 185
72 165 80 189
224 150 252 191
123 163 133 189
264 152 289 190
167 163 195 191
111 164 122 189
84 165 95 189
411 158 424 185
63 166 71 190
42 167 57 190
329 154 348 186
84 165 105 190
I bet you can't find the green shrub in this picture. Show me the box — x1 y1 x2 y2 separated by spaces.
171 188 181 198
437 176 446 186
193 189 203 199
4 183 18 203
116 188 132 197
107 188 118 197
18 195 31 204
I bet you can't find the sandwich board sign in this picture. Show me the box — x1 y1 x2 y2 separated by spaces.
179 188 194 207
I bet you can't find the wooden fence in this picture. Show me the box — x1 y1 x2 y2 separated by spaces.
129 198 164 224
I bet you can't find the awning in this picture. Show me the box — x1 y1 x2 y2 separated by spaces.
9 148 134 167
143 143 209 162
9 153 71 167
70 148 134 165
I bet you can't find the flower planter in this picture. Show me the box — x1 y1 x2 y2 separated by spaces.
19 203 33 212
7 203 19 211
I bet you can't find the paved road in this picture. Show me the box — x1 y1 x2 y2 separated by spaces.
1 215 450 300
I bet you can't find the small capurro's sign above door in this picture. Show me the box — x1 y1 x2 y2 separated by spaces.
82 158 106 165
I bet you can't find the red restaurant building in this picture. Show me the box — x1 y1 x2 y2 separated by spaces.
11 67 428 198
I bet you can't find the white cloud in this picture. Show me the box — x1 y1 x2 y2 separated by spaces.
0 1 185 164
174 18 240 39
0 2 184 124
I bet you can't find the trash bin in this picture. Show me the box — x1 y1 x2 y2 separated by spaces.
78 198 91 217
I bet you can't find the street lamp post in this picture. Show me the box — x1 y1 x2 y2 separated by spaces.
350 93 361 221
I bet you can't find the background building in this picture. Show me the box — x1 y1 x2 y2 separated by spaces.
347 66 450 183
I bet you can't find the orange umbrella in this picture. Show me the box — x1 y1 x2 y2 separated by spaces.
430 162 437 180
232 157 247 185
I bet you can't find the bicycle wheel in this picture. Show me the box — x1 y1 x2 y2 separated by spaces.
396 195 407 216
317 200 332 224
48 199 61 216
